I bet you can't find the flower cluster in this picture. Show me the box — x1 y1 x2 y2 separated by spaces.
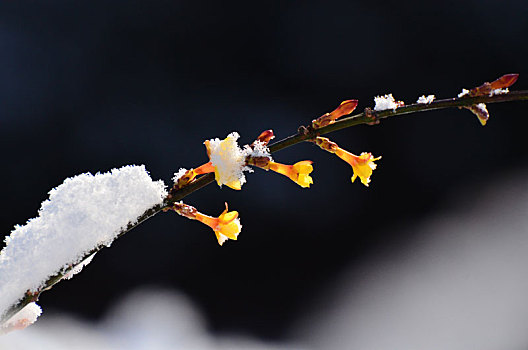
111 75 526 245
164 100 384 245
166 129 319 244
2 73 524 336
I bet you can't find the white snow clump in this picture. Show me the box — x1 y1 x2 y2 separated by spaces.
416 95 436 104
490 88 509 96
374 94 402 111
458 89 470 98
0 302 42 334
245 140 272 159
172 168 189 183
0 165 166 322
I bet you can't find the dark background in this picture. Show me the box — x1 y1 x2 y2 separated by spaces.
1 0 527 341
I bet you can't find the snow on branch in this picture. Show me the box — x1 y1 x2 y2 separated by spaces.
0 165 166 321
0 302 41 334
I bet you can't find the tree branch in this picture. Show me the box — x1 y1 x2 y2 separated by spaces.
3 89 528 324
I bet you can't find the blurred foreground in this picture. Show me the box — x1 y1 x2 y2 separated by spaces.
3 169 528 349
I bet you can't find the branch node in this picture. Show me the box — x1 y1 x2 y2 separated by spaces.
364 107 380 125
298 125 311 136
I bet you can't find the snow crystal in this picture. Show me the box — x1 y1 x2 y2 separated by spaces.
1 302 41 333
374 94 402 111
458 87 508 98
172 168 189 183
0 165 166 320
416 95 436 104
490 88 509 96
62 253 96 280
244 140 272 159
458 89 469 98
206 132 250 188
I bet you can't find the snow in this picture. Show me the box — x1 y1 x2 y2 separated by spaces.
491 88 509 96
4 171 528 349
172 168 189 183
416 95 435 104
373 94 402 111
245 140 272 159
206 132 251 188
0 165 166 321
458 88 469 98
1 302 42 334
298 171 528 350
63 253 96 280
0 288 302 349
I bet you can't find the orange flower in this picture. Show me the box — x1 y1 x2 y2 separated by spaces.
192 162 215 175
334 148 381 186
194 203 241 245
268 160 314 188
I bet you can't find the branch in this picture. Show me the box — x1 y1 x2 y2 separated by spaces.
166 90 528 199
3 88 527 325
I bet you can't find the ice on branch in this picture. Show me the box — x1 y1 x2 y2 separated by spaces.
204 132 252 190
0 302 41 334
374 94 404 111
417 95 436 104
0 165 166 321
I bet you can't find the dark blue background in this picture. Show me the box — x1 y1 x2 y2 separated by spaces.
1 0 527 340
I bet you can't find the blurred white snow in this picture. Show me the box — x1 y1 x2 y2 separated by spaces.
295 170 528 349
3 170 528 349
0 288 302 350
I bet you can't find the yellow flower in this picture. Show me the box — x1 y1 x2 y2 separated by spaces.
314 137 380 186
334 148 380 186
268 160 314 188
204 132 247 190
194 203 241 245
